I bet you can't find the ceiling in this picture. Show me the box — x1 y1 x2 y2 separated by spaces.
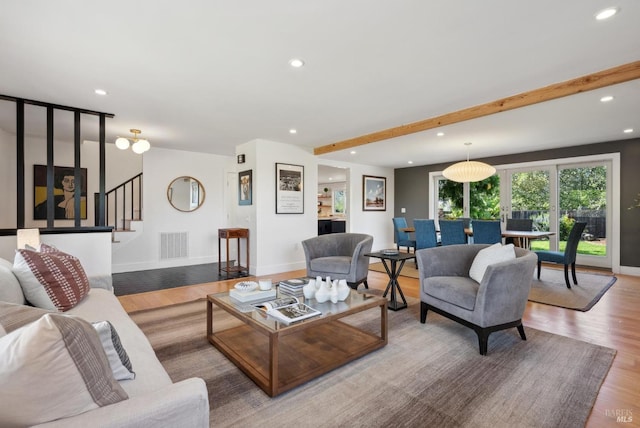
1 1 639 170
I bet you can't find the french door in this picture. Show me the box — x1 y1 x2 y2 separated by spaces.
434 159 612 268
502 162 611 268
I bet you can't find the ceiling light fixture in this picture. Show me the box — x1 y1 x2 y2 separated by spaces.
595 7 619 20
437 132 445 137
442 142 495 183
408 161 413 164
350 151 356 155
115 129 151 154
600 95 614 102
289 58 305 68
289 129 297 134
623 128 634 133
94 89 107 96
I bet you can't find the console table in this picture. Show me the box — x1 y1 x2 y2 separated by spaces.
218 228 249 276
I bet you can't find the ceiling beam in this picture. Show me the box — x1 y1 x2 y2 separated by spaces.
314 60 640 155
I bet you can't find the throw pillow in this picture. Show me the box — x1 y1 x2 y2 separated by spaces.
0 313 128 427
92 320 136 381
0 301 51 337
12 247 90 311
469 243 516 283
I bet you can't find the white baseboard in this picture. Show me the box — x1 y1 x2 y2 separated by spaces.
619 265 640 277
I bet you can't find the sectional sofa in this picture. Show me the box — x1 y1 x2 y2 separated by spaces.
0 254 209 427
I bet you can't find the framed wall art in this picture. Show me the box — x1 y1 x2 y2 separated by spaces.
239 169 252 205
363 175 386 211
276 163 304 214
33 165 88 220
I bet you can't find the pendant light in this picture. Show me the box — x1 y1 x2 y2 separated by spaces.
442 142 495 183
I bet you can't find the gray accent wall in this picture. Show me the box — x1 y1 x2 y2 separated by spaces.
395 138 640 267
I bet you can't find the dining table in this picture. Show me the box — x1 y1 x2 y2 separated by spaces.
401 226 555 249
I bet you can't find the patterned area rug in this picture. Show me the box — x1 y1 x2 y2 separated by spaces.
131 298 615 428
368 262 616 311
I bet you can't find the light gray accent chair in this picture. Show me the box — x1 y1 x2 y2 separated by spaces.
302 233 373 290
416 244 537 355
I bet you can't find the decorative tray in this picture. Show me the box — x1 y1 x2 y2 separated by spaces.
382 249 400 255
234 281 259 292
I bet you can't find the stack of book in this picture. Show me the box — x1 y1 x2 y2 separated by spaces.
278 277 309 299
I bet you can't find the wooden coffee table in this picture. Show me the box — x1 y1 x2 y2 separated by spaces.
207 289 387 397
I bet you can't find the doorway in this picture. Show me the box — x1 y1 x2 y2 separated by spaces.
317 164 350 234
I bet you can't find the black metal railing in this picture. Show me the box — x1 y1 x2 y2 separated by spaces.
95 173 143 231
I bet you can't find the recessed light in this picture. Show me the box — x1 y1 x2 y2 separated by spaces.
94 89 107 96
289 58 305 68
600 95 614 102
350 150 356 155
437 132 445 137
289 129 297 134
408 161 413 164
329 177 333 181
623 128 634 133
595 7 619 20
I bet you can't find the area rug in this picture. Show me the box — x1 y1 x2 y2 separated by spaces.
369 263 616 311
130 299 616 428
530 270 616 311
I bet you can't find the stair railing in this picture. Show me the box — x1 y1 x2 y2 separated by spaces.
95 173 143 232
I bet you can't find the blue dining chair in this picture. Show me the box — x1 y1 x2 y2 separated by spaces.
505 218 533 247
439 220 467 246
472 220 502 244
535 221 587 288
413 219 438 250
392 217 416 253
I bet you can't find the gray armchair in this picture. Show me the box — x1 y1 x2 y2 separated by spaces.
416 244 537 355
302 233 373 290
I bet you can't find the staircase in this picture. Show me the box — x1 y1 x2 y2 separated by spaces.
95 173 143 243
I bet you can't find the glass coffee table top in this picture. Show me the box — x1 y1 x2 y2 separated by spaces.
210 288 383 330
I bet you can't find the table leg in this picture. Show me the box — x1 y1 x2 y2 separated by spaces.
218 237 222 274
270 333 279 397
381 259 408 311
225 237 230 275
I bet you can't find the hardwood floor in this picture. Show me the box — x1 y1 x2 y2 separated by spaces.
118 267 640 427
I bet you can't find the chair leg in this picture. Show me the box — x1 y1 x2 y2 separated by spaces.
476 329 489 356
571 262 578 285
563 264 572 289
516 324 527 341
363 279 369 289
420 302 428 323
537 260 541 279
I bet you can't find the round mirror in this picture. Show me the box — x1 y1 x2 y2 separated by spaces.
167 176 206 212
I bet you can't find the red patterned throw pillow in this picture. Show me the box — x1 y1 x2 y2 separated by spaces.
12 247 90 312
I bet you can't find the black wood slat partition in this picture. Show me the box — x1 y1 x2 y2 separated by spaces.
1 93 115 235
99 114 106 227
46 106 55 229
16 100 25 229
74 111 81 227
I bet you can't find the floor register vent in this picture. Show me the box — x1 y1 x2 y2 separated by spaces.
160 232 189 260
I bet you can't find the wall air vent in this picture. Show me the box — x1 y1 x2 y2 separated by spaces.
160 232 188 260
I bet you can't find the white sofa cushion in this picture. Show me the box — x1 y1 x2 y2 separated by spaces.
469 243 516 283
0 313 128 427
0 258 25 305
68 288 173 397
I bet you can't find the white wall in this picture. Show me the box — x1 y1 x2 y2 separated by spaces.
233 140 395 276
0 232 112 279
111 147 234 273
0 127 17 229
